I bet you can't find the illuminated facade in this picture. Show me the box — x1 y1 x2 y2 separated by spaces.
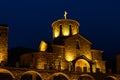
0 12 120 80
0 25 8 65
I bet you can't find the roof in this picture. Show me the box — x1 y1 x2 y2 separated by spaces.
66 33 92 45
52 19 80 27
53 33 92 45
91 49 104 53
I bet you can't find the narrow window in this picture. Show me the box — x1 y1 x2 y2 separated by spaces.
76 41 80 49
69 24 72 35
60 25 62 36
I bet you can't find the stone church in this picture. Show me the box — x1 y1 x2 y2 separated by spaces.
0 12 120 80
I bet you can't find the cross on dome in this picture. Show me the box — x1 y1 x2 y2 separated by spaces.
64 11 67 19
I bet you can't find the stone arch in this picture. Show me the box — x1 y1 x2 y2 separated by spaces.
75 59 90 72
21 70 43 80
47 72 70 80
104 76 118 80
72 55 93 72
0 68 15 79
78 74 95 80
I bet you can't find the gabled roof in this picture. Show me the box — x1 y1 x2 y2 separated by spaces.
65 33 92 45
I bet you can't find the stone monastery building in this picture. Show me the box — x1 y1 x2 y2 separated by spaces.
0 12 120 80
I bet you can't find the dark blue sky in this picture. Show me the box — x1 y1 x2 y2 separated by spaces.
0 0 120 57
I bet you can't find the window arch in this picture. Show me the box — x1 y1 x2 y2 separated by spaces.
78 74 95 80
104 76 118 80
21 71 43 80
75 59 90 72
48 72 70 80
0 68 15 80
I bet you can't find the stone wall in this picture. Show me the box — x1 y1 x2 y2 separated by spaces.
0 67 119 80
0 26 8 64
64 35 92 61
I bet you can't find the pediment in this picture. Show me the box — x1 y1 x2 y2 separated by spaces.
65 34 92 45
72 55 94 64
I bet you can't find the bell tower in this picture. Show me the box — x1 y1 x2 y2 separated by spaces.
52 11 80 39
0 24 8 65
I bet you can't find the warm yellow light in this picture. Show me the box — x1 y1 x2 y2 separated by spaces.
54 30 59 38
53 26 60 38
63 31 69 36
39 41 47 51
62 25 69 36
72 28 77 35
61 61 67 70
36 57 46 69
65 52 75 61
36 64 44 69
0 53 4 63
92 63 96 73
82 51 92 60
75 59 90 72
66 55 73 61
0 68 15 78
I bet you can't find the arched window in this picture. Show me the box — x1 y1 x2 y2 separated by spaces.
75 59 90 72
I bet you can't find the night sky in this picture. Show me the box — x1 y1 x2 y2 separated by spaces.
0 0 120 58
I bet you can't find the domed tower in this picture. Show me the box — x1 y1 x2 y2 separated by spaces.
52 11 80 39
0 24 8 65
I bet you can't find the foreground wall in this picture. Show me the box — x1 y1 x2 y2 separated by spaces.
0 67 119 80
